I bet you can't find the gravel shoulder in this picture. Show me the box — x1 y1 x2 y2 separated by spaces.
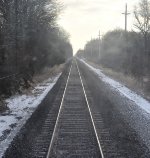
78 59 150 156
86 59 150 101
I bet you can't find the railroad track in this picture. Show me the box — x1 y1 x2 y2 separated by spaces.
4 59 149 158
46 60 103 157
4 60 104 158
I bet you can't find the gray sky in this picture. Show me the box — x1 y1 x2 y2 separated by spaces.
58 0 139 53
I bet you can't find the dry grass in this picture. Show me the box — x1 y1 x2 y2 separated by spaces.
33 64 64 84
86 60 150 101
0 98 8 113
22 64 65 95
0 64 65 113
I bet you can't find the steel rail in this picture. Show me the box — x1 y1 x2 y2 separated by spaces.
46 59 104 158
75 59 104 158
46 64 72 158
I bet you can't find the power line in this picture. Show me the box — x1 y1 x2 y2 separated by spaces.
0 73 19 80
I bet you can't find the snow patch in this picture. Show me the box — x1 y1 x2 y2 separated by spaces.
80 59 150 114
0 73 61 157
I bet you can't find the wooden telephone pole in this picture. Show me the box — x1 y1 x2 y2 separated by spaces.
91 37 93 57
98 30 101 58
122 3 130 32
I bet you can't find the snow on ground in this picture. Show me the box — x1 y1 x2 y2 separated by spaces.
0 73 61 157
80 59 150 114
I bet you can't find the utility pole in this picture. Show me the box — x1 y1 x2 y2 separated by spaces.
122 3 130 33
91 37 93 57
98 30 101 58
122 3 130 74
84 46 86 59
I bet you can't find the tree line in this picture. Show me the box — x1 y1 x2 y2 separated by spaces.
77 0 150 91
0 0 73 95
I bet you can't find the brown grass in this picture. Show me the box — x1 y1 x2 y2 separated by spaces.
33 64 64 84
0 98 9 113
86 60 150 101
0 64 65 113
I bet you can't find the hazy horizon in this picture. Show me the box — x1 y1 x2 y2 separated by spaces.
58 0 139 54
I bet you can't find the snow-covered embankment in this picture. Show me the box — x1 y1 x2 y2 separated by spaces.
0 73 61 157
79 58 150 150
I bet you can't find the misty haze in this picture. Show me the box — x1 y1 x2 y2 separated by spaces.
0 0 150 158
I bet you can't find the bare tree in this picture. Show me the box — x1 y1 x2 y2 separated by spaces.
134 0 150 55
134 0 150 90
0 0 73 95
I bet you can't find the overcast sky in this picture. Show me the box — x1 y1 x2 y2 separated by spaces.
58 0 139 53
